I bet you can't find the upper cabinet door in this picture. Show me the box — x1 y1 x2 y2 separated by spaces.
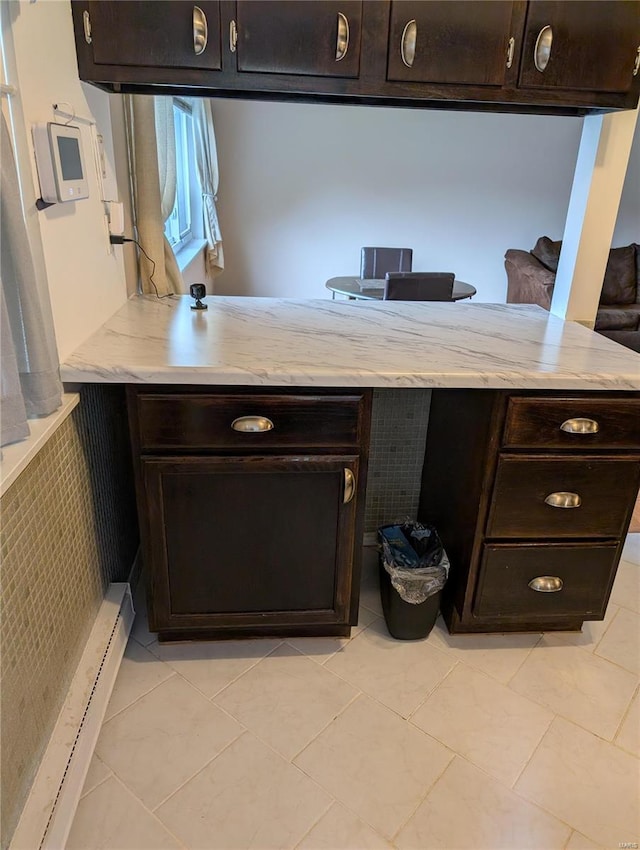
518 1 640 93
387 1 516 85
86 1 222 70
235 1 363 77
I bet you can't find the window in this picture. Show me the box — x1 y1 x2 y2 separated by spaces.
165 99 196 253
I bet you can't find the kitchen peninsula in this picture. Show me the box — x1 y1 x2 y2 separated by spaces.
62 297 640 640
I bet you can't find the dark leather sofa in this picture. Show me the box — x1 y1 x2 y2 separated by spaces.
505 237 640 352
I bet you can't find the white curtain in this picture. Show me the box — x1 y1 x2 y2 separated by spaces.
191 99 224 276
126 95 184 296
1 114 62 447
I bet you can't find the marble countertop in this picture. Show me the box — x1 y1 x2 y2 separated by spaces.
60 296 640 390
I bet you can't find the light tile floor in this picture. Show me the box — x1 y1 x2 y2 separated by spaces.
68 546 640 850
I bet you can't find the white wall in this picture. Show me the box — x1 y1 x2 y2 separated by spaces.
612 112 640 247
10 0 128 360
211 98 589 301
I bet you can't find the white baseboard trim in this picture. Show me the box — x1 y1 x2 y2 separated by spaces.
10 583 134 850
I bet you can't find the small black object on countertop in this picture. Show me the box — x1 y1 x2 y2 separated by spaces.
190 283 208 310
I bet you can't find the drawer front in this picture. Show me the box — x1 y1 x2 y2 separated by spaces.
503 397 640 451
487 456 640 539
136 393 364 450
474 542 619 619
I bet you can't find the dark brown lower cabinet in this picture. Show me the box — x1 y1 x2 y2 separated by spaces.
128 387 371 641
419 389 640 634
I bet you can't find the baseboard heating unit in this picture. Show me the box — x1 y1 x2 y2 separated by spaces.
9 583 134 850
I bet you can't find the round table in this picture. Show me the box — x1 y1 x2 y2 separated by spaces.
325 276 476 301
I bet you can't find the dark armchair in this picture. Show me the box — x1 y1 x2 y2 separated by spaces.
505 237 640 352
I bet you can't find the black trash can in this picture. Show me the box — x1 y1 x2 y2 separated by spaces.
378 522 449 640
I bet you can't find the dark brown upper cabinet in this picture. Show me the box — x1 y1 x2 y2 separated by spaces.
387 1 515 87
235 1 362 78
70 0 640 114
519 1 640 94
80 1 222 71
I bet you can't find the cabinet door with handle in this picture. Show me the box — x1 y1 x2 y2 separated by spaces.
518 1 640 93
234 1 362 78
143 455 360 634
83 1 222 70
387 1 517 86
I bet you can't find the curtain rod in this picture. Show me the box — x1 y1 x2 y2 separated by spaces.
1 83 17 97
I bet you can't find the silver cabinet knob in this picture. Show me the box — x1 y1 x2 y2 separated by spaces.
343 468 355 503
528 576 563 593
193 5 208 55
335 12 350 62
560 418 599 434
229 19 238 53
231 416 274 433
506 36 515 69
634 45 640 76
534 25 553 72
400 19 417 68
544 492 582 509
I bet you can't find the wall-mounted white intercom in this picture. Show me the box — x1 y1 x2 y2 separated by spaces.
32 122 89 204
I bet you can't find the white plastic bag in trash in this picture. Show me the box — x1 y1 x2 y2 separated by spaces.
379 522 450 604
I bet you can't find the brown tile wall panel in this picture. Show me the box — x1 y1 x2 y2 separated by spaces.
365 389 431 533
0 385 138 850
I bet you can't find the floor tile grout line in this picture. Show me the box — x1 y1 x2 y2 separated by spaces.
294 797 396 850
507 717 626 842
86 770 190 849
314 643 457 723
405 659 460 723
100 669 178 726
501 632 545 687
389 748 457 844
610 680 640 750
289 689 364 765
149 727 248 815
292 798 337 850
288 691 460 845
206 642 363 725
508 708 556 790
505 652 638 743
129 633 156 652
562 829 583 850
78 768 112 801
576 605 621 656
401 660 560 789
153 639 286 703
592 608 640 675
591 648 640 678
456 751 580 842
424 634 544 688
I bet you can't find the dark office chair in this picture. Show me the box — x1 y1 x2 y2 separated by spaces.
360 247 413 279
383 272 456 301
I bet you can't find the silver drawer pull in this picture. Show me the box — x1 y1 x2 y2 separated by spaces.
533 25 553 72
83 9 92 43
193 6 208 55
506 36 515 69
343 468 355 503
560 418 599 434
529 576 563 593
544 491 581 509
335 12 349 61
400 19 417 68
231 416 274 433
